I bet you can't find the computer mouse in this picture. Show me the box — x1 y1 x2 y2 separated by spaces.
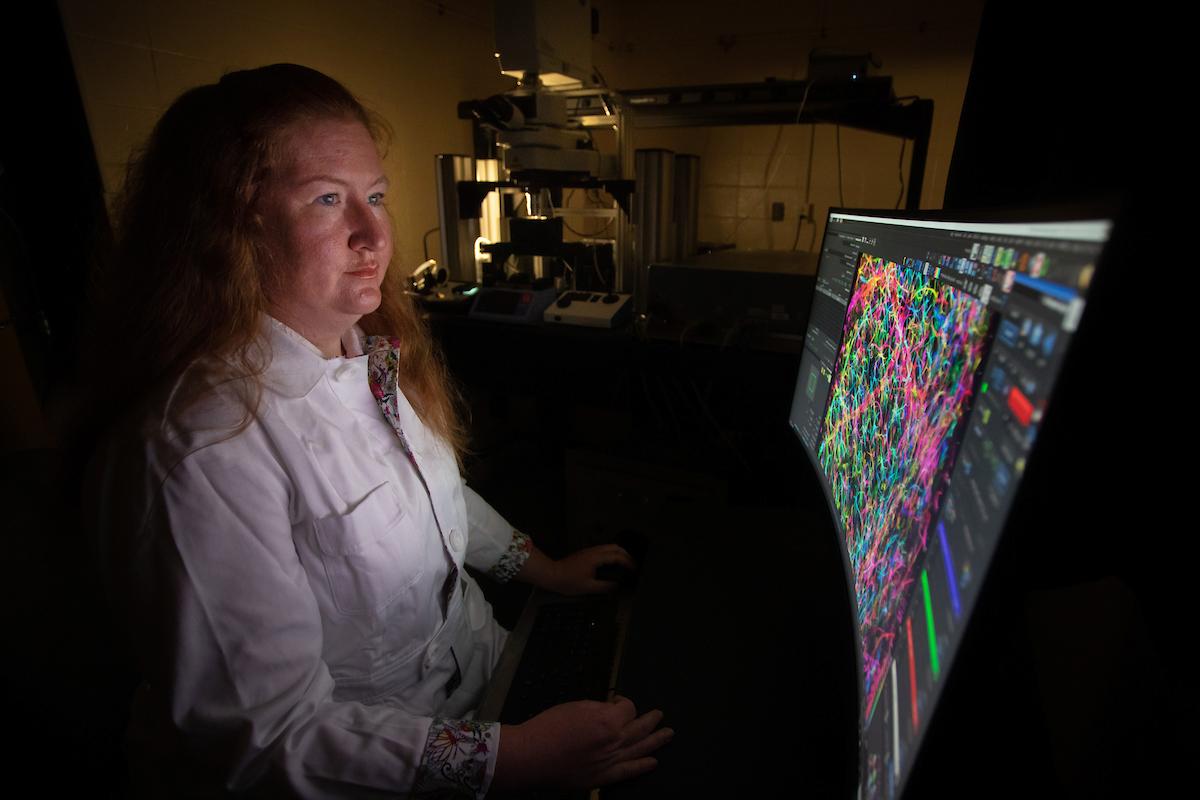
594 530 649 587
451 281 479 295
595 561 636 586
555 295 573 308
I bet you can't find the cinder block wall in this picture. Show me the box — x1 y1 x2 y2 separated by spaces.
59 0 982 267
591 0 984 252
57 0 510 273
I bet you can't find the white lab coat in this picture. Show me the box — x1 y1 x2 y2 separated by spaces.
93 318 522 798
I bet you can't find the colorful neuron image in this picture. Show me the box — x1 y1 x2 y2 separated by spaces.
818 253 993 722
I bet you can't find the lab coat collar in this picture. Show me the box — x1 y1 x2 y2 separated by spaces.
259 315 368 399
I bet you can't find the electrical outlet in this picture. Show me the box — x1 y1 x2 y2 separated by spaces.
771 201 785 221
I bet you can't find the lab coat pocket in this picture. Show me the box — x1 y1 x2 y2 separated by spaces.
313 483 425 615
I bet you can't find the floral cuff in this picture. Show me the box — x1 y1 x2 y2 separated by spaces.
412 718 499 799
488 530 532 584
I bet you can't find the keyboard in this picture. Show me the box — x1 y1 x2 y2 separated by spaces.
478 588 633 728
497 594 622 724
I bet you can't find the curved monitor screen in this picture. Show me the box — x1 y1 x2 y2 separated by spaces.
788 210 1111 799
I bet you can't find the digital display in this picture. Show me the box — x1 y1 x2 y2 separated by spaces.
788 211 1110 799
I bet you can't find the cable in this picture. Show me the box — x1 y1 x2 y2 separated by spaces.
732 78 818 248
685 376 751 474
677 320 702 348
558 188 614 238
764 78 816 189
792 112 818 251
762 125 786 188
803 111 816 206
591 243 609 292
561 217 614 238
719 319 744 351
558 189 581 235
422 226 439 261
895 139 907 210
557 256 575 289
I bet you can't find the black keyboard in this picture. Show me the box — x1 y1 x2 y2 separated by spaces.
498 595 621 724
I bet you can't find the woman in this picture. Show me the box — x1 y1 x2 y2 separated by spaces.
89 63 671 798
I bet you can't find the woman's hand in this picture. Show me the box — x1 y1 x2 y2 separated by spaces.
516 544 637 596
492 696 673 790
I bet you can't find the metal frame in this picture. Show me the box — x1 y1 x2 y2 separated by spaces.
462 79 931 293
619 78 933 211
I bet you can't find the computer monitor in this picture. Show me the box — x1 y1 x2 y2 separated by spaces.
788 209 1112 799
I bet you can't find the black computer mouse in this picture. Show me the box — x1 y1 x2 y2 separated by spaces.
595 561 636 586
595 530 649 586
555 295 573 308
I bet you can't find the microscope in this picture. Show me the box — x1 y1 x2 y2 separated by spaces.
434 0 634 328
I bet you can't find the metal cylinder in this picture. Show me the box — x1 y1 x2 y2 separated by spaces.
630 149 675 313
435 154 481 283
673 153 700 263
475 158 502 284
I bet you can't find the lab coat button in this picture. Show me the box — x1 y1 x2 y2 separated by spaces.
449 528 464 552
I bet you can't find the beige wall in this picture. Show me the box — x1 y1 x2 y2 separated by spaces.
593 0 984 252
57 0 511 273
20 0 981 452
58 0 982 266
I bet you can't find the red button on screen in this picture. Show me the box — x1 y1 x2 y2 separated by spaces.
1007 387 1033 426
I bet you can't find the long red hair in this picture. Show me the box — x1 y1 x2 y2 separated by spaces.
93 64 466 460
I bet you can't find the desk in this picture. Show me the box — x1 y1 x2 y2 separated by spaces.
602 500 859 798
427 310 808 550
425 310 804 453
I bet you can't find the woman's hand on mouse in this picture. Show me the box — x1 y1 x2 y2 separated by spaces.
491 695 673 790
515 544 636 595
